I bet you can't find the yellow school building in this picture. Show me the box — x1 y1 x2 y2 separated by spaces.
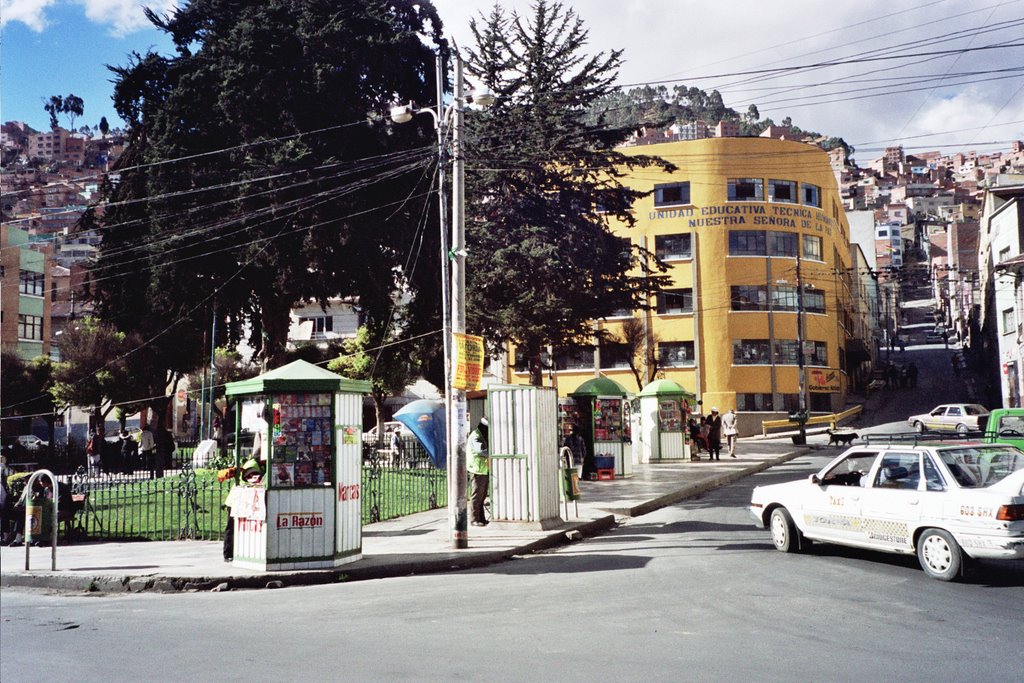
504 136 864 418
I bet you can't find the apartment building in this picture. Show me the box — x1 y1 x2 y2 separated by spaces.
0 224 53 360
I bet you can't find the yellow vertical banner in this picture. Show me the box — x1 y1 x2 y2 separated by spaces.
452 333 485 391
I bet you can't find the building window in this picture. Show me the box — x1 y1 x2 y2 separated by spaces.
1003 308 1016 335
731 285 768 311
774 340 800 365
768 231 798 257
768 179 797 203
802 183 821 207
998 246 1011 263
803 288 826 314
728 230 767 256
657 288 693 315
18 314 43 340
299 315 333 339
654 182 691 207
733 340 772 365
728 178 763 201
771 286 799 312
808 341 828 365
772 340 827 365
803 234 823 261
599 342 631 369
552 346 593 371
19 270 44 296
658 341 695 367
736 393 774 411
655 233 692 260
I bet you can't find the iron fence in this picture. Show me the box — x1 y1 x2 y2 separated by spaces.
56 434 447 542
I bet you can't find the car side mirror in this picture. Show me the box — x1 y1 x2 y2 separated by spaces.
810 474 821 485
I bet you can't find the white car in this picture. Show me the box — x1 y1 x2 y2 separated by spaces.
15 435 48 451
907 404 989 435
749 443 1024 580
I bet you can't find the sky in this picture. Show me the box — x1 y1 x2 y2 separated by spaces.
2 0 1023 160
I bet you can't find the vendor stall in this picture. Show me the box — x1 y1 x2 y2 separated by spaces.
224 360 370 571
569 377 631 479
636 379 696 462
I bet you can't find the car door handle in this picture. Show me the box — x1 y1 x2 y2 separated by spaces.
908 498 919 505
849 495 860 502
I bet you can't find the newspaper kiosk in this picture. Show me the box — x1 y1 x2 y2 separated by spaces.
224 360 370 571
569 377 631 479
636 379 696 462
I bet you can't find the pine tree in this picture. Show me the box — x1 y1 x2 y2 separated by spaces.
463 0 671 385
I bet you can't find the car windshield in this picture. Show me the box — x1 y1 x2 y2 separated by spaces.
998 415 1024 434
937 447 1024 488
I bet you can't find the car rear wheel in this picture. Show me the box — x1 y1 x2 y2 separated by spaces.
913 421 924 434
955 423 968 436
769 507 802 553
917 528 962 581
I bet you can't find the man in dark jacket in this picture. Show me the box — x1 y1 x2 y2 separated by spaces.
706 408 723 461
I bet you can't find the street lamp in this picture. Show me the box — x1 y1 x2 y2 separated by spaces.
391 52 492 549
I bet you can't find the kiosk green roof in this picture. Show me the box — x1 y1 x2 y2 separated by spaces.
637 379 696 399
569 376 628 397
225 359 371 397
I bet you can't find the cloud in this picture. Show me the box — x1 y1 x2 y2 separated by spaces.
76 0 179 37
0 0 59 32
0 0 179 36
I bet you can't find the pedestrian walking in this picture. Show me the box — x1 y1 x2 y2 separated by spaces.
563 425 587 477
467 417 490 526
721 408 739 458
706 408 722 461
138 424 156 478
699 416 711 456
389 428 403 467
85 430 100 475
688 417 703 459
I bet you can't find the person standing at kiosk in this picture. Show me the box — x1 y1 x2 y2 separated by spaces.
468 418 490 526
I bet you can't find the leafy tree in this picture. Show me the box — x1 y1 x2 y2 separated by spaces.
98 116 110 138
93 0 448 384
328 321 419 439
0 352 55 444
463 0 672 385
49 317 134 438
43 93 84 130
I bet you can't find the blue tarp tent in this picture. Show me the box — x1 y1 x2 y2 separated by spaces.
394 399 447 468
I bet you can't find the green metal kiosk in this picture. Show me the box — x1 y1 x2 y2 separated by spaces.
224 359 370 571
636 379 696 462
569 377 631 478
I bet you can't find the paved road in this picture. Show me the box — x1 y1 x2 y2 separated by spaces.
3 453 1019 683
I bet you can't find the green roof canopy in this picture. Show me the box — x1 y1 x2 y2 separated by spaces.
225 359 370 397
637 379 696 399
569 376 628 398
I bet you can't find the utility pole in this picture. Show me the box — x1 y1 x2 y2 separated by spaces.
796 249 808 444
449 55 469 549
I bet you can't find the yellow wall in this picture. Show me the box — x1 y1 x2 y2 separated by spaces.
507 137 854 413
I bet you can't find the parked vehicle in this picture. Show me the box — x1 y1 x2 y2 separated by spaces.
907 403 990 435
923 330 945 344
983 408 1024 451
362 421 413 445
15 435 48 451
749 443 1024 580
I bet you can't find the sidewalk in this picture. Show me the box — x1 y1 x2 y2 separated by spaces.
1 441 807 594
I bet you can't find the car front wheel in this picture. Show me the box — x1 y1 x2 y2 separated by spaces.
769 507 802 553
917 528 962 581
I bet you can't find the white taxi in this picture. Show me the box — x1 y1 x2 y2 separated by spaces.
749 443 1024 580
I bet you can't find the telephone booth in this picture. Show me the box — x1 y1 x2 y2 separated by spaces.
636 379 696 462
224 360 370 571
569 377 631 479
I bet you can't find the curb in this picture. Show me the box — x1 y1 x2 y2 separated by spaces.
0 514 618 595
